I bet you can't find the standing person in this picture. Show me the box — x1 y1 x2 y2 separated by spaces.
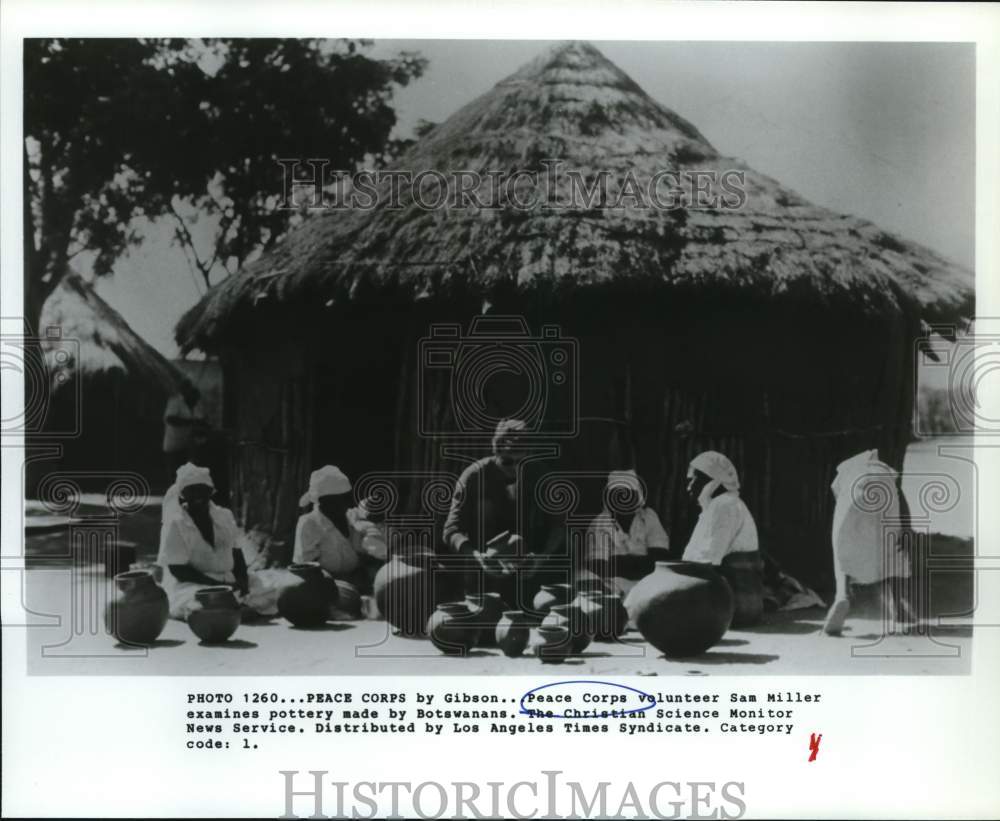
442 418 530 601
157 463 294 620
825 449 914 636
580 470 669 597
293 465 387 592
162 381 208 482
681 451 763 625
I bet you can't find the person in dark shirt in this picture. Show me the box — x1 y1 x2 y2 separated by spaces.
443 418 530 600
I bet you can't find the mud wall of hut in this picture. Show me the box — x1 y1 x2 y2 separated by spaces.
220 288 920 591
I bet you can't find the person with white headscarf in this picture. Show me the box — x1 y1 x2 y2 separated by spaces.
157 463 295 620
681 452 764 626
293 465 387 588
681 451 759 566
825 449 913 636
580 469 669 597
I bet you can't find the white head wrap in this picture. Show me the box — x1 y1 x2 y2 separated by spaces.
605 469 646 511
299 465 352 507
162 463 214 522
689 451 740 507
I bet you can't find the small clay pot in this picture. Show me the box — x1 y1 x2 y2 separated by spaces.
548 602 591 654
332 579 363 619
427 602 480 655
532 583 574 616
534 624 571 664
465 592 505 647
495 610 531 657
719 552 764 628
277 563 337 628
104 570 169 646
188 586 241 644
573 591 604 638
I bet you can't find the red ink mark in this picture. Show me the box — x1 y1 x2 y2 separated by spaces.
808 732 822 762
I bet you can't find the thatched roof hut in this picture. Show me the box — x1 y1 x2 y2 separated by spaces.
176 42 973 587
42 273 187 396
35 273 188 485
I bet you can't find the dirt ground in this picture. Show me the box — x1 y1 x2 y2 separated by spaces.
20 497 973 676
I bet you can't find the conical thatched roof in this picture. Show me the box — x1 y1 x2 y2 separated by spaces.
41 273 188 395
176 41 973 351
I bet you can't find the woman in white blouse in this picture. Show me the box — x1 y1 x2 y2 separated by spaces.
293 465 387 590
580 470 670 597
157 463 294 620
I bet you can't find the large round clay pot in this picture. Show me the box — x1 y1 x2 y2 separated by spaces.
188 586 241 644
104 570 169 645
625 561 735 658
719 552 764 628
547 603 591 654
593 593 628 641
374 551 440 636
332 579 363 620
278 563 337 628
533 624 570 664
465 592 505 647
495 610 531 657
532 583 573 617
427 602 480 655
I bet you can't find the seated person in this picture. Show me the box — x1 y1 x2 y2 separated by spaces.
293 465 387 593
681 451 763 625
579 470 669 597
157 463 294 620
442 419 530 602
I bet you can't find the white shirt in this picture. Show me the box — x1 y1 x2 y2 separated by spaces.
682 492 759 566
584 507 669 561
293 507 387 576
157 503 239 596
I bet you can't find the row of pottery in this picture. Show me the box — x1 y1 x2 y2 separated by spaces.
106 557 738 659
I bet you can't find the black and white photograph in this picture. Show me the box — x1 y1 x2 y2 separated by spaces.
14 35 978 675
3 1 999 818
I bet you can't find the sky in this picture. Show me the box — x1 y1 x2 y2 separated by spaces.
89 40 975 360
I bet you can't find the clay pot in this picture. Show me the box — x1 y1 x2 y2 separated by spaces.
533 624 571 664
593 593 628 641
546 603 591 654
574 573 612 596
625 561 735 658
104 570 169 645
374 551 441 636
532 583 574 617
719 552 764 628
465 592 505 647
278 563 337 628
573 591 604 637
495 610 531 657
188 586 241 644
427 602 480 655
332 579 363 619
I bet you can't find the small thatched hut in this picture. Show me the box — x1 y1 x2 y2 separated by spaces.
175 42 972 588
35 272 188 489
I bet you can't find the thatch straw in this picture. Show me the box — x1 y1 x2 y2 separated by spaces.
176 41 973 351
40 273 188 395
